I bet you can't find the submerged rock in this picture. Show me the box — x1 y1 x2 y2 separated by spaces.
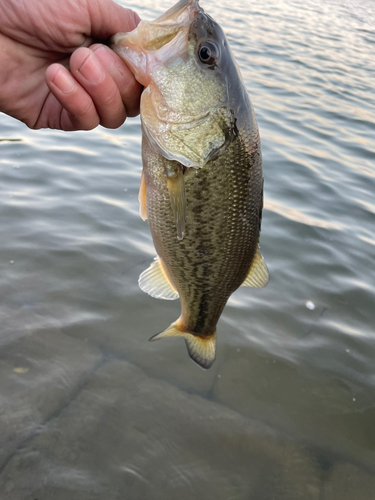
0 360 321 500
0 328 101 467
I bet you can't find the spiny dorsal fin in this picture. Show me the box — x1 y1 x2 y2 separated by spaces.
150 320 216 370
166 165 186 240
241 247 269 288
139 257 179 300
138 169 147 221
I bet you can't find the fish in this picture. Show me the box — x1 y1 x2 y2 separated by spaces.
111 0 269 369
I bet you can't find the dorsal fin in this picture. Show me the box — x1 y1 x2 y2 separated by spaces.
241 247 269 288
139 257 179 300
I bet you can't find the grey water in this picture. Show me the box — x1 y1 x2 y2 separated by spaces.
0 0 374 498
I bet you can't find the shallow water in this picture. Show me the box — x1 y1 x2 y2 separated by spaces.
0 0 374 497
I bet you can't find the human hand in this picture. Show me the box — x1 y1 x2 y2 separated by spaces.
0 0 142 130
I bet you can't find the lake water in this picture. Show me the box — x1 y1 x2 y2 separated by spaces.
0 0 374 498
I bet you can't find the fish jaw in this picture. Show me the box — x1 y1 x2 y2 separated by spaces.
110 33 150 86
110 0 201 87
111 27 191 92
154 0 200 23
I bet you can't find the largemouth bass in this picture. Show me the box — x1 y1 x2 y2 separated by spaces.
111 0 269 369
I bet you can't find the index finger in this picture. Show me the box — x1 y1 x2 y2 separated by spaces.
91 44 142 117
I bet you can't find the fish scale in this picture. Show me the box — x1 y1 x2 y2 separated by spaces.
111 0 269 368
144 126 263 336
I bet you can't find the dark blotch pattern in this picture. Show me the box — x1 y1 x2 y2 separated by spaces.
142 121 263 337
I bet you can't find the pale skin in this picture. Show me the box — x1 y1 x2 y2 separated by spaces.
0 0 142 130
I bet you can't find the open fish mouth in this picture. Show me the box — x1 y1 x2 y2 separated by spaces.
155 0 200 24
110 0 201 60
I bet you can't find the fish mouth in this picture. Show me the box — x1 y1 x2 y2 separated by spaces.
154 0 201 26
110 0 201 85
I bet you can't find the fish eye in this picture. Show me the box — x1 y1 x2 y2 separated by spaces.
197 40 219 67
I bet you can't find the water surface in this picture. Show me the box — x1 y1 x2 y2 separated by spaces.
0 0 374 498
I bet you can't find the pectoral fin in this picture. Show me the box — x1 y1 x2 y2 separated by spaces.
139 257 179 300
138 170 147 221
241 247 269 288
150 320 216 370
166 165 186 240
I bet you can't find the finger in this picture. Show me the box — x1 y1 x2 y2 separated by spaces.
91 44 142 117
70 47 127 129
87 1 141 39
45 63 100 131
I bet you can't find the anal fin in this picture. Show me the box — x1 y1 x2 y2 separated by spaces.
241 247 269 288
138 169 147 221
150 319 216 370
139 256 179 300
166 165 186 240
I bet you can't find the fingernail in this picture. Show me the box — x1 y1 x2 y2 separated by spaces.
78 52 104 84
53 68 75 94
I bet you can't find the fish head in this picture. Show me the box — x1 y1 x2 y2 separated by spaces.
111 0 252 168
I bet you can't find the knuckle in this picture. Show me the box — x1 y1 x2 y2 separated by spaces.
73 103 99 130
95 86 127 128
76 99 96 119
99 103 126 129
101 114 126 129
101 86 121 110
121 77 140 100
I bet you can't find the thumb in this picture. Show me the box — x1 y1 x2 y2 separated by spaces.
87 0 141 39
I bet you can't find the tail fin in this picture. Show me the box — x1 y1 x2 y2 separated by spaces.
149 320 216 370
